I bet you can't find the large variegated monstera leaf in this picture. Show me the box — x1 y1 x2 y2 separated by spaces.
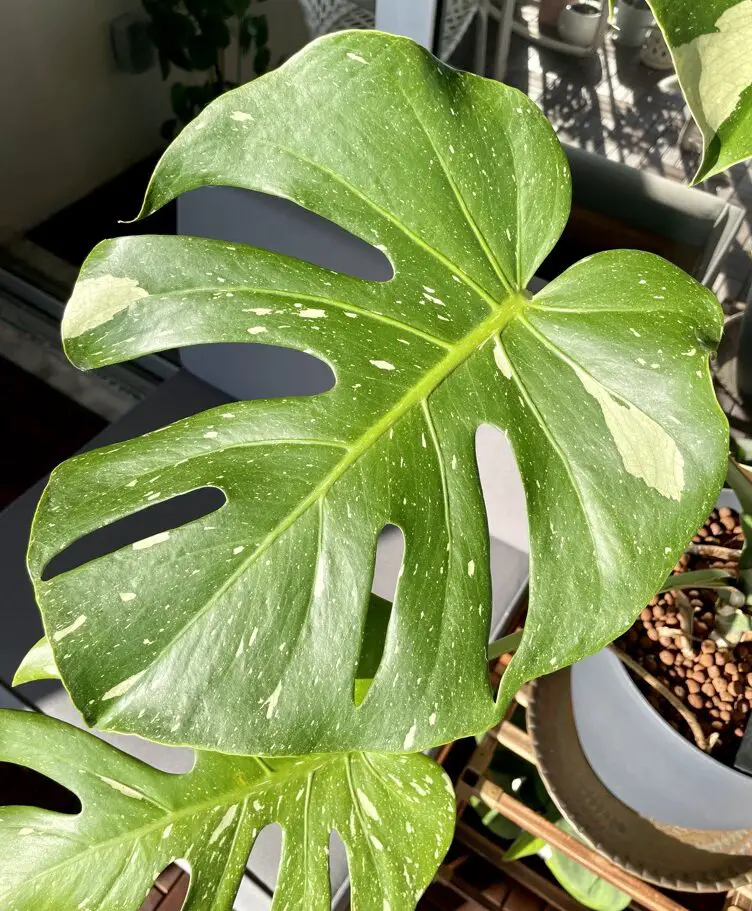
27 31 726 757
646 0 752 183
0 711 453 910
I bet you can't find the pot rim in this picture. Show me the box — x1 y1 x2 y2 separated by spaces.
571 488 752 831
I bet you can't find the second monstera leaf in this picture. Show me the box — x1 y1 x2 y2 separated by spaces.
0 711 452 911
26 31 727 756
646 0 752 183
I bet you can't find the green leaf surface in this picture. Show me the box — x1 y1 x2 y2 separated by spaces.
659 568 734 592
647 0 752 182
541 820 631 911
29 32 727 757
12 636 58 686
503 830 545 861
0 710 454 911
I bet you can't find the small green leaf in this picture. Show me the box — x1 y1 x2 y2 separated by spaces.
647 0 752 182
659 568 734 592
503 830 546 861
541 820 631 911
12 637 58 685
253 43 270 74
0 710 454 911
468 795 521 841
251 13 268 47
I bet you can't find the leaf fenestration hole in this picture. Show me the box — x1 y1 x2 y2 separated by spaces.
246 822 283 893
182 187 394 282
0 762 81 814
475 424 531 639
41 486 227 581
475 424 529 554
139 862 190 911
328 829 350 902
354 525 404 706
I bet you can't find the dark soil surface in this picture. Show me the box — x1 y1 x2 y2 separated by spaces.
616 506 746 767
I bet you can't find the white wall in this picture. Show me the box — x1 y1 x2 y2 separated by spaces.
0 0 309 238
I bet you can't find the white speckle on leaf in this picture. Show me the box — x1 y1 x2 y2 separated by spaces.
64 275 148 338
370 359 395 371
299 308 326 318
263 682 282 719
347 52 368 63
429 712 437 726
249 627 258 647
357 788 381 821
204 431 218 439
97 776 146 800
230 111 253 122
53 615 87 642
467 560 475 578
119 592 137 603
246 307 272 315
493 339 512 379
133 531 170 550
371 835 384 850
102 671 145 701
684 348 697 356
629 328 641 337
233 545 245 555
209 804 238 844
162 824 173 839
247 326 267 335
403 723 417 750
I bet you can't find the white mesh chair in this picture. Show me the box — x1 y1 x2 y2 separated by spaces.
298 0 482 61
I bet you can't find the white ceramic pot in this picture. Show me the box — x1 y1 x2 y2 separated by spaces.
557 2 602 47
613 0 655 47
571 490 752 831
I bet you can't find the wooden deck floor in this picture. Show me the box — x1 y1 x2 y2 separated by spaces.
499 16 752 309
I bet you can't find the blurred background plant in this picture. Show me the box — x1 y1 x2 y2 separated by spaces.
142 0 271 139
470 735 631 911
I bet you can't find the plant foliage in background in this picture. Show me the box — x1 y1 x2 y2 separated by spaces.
640 0 752 183
143 0 270 139
470 741 630 911
2 30 729 910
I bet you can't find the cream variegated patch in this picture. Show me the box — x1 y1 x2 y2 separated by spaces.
571 364 684 501
673 0 752 135
64 275 149 338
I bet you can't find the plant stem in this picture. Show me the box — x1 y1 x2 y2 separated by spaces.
672 589 695 656
609 645 708 752
687 544 740 562
487 629 523 661
658 568 733 592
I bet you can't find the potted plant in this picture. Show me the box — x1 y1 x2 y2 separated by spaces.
0 17 751 908
557 1 603 46
571 462 752 841
612 0 655 47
